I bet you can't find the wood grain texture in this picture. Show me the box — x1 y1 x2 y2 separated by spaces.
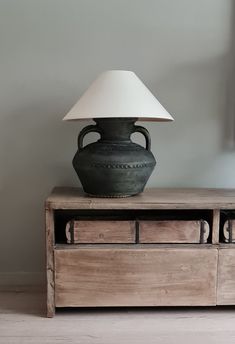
45 208 55 317
212 209 220 244
46 187 235 210
45 187 235 313
55 243 216 250
65 220 135 243
139 220 209 243
55 247 218 307
217 249 235 305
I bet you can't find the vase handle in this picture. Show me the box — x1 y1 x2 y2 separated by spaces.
77 125 101 151
133 125 151 151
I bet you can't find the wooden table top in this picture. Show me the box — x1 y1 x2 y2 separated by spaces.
45 187 235 210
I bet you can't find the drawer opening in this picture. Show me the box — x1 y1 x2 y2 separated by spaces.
54 209 213 245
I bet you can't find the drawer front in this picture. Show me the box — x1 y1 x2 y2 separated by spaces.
217 249 235 305
55 248 217 307
139 220 210 244
65 220 136 244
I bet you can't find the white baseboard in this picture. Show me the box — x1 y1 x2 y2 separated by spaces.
0 272 45 291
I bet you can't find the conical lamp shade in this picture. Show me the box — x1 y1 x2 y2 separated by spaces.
63 70 173 122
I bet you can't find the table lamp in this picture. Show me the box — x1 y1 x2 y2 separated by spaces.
63 70 173 197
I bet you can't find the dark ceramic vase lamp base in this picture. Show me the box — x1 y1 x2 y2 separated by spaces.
72 118 156 197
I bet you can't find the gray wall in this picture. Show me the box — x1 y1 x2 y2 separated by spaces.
0 0 233 284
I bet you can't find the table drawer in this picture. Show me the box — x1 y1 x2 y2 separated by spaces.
55 247 217 307
65 220 136 244
139 220 210 244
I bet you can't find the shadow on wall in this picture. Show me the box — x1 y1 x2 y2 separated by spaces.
0 85 82 274
143 54 228 187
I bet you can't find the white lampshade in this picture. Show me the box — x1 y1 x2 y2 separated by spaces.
63 70 173 122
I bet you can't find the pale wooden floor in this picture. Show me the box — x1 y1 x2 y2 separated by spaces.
1 291 235 343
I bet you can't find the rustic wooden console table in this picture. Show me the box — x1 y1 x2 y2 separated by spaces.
46 187 235 317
